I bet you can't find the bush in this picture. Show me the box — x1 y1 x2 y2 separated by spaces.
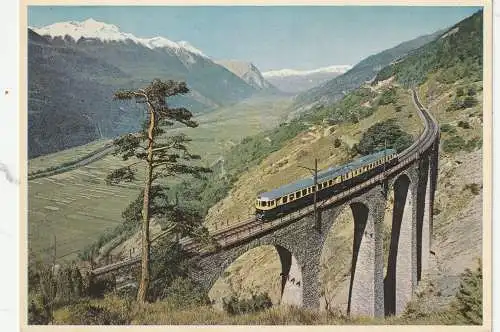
440 123 457 133
28 294 53 325
161 277 210 308
333 138 342 148
467 86 477 96
465 137 482 152
457 120 471 129
356 119 413 155
451 260 482 324
463 96 478 108
443 135 466 153
64 301 130 325
223 292 273 315
378 88 397 105
463 183 481 195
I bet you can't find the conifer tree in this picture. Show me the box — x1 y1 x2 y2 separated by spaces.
108 79 210 303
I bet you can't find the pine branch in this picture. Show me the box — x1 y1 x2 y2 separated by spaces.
105 166 137 185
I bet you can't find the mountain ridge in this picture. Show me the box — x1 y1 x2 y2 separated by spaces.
290 28 446 116
31 18 207 57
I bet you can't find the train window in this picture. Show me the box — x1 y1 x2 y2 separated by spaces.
296 191 301 198
302 189 307 195
262 201 267 207
283 196 288 203
289 194 294 200
329 180 333 186
318 183 322 190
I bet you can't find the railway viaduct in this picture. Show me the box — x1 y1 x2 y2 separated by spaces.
92 90 440 318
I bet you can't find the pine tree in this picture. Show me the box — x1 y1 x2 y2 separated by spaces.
108 79 211 303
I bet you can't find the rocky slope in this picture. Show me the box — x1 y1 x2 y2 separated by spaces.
215 60 277 92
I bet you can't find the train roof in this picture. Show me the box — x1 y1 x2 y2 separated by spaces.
257 149 396 201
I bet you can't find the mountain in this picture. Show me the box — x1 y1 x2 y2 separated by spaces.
262 65 352 94
372 10 482 87
33 18 208 56
31 19 256 109
28 28 139 158
291 29 445 115
215 60 277 92
28 19 260 158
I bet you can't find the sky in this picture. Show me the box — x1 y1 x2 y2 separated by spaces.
28 6 481 72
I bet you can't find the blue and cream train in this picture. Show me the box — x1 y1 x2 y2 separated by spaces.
255 149 398 221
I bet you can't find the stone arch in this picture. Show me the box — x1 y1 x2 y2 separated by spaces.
205 242 304 308
385 172 415 316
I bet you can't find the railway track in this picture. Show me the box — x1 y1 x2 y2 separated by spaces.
91 89 439 276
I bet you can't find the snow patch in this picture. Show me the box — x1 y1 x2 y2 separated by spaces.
263 65 352 78
31 18 208 57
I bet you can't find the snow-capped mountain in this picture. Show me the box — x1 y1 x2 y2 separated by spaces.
215 60 277 91
31 18 208 57
262 65 352 78
261 65 352 94
28 22 259 157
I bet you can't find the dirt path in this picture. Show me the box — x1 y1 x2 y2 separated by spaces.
28 144 115 180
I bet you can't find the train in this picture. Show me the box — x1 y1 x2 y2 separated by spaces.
255 149 398 221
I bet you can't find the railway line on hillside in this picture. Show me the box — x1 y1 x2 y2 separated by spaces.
91 89 439 276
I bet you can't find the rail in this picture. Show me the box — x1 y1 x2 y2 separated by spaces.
90 89 439 275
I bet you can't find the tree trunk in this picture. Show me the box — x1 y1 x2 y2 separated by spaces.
137 107 155 303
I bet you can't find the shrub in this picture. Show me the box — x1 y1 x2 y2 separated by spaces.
457 121 471 129
440 123 457 133
465 137 482 152
463 183 481 195
451 260 482 324
378 88 397 105
467 86 477 96
463 96 478 108
28 294 52 325
161 277 210 308
356 119 413 155
333 138 342 148
64 302 129 325
443 135 466 153
223 292 273 315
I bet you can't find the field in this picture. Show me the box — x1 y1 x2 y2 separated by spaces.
169 95 293 165
28 95 293 263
